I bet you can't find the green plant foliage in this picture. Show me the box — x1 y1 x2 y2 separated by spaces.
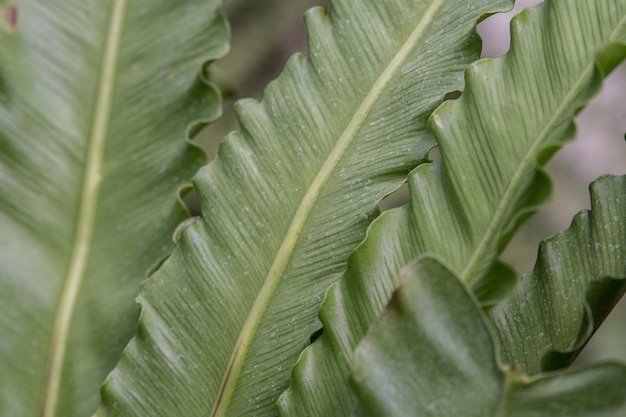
278 1 626 415
489 175 626 375
2 0 625 416
0 1 228 416
96 0 514 416
351 256 626 416
201 0 326 155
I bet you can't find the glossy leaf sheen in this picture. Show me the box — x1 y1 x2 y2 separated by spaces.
278 1 626 415
351 256 626 416
0 1 228 416
96 1 512 416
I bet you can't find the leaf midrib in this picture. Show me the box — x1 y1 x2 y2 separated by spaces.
462 10 626 285
40 2 126 416
460 60 597 284
208 2 446 416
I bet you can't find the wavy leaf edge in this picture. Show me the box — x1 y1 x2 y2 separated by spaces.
349 254 626 416
97 0 522 415
278 1 626 415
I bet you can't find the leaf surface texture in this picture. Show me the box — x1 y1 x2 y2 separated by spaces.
0 1 228 416
351 256 626 416
489 175 626 374
97 0 512 415
278 1 626 415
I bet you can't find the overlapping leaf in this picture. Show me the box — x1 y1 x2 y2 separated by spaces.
278 1 626 415
96 1 514 415
0 1 228 416
489 175 626 375
351 256 626 416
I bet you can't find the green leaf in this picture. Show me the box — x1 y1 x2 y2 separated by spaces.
0 1 228 416
278 1 626 415
200 0 328 156
350 256 626 417
96 1 513 416
489 175 626 375
352 257 504 416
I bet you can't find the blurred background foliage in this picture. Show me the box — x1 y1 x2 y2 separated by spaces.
192 0 626 365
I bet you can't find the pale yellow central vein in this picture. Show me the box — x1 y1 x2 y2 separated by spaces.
209 2 445 415
40 2 126 416
460 63 595 285
461 13 626 285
